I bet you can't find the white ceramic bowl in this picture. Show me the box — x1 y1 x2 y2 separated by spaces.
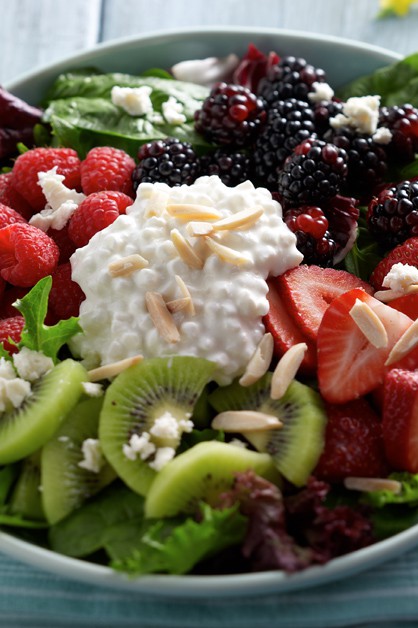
0 27 411 598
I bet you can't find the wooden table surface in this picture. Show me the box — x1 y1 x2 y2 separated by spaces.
1 0 418 85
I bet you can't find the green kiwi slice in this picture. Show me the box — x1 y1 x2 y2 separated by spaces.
41 396 116 525
8 451 45 521
99 356 217 497
145 440 280 518
209 374 327 487
0 359 88 465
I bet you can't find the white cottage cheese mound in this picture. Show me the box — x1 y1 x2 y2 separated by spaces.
71 175 303 384
382 262 418 293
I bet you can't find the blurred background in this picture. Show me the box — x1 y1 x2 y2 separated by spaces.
1 0 418 84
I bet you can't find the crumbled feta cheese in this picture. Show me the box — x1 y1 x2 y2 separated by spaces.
30 167 85 232
148 446 175 471
0 377 31 412
330 95 380 135
58 435 70 443
178 418 194 433
81 381 104 397
122 431 156 462
13 347 54 382
308 81 335 103
171 54 239 86
111 86 153 117
148 112 164 125
162 96 186 125
0 358 16 380
372 127 393 145
78 438 105 473
382 262 418 293
150 412 180 440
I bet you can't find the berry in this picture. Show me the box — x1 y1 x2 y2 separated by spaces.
389 293 418 320
11 147 81 212
369 237 418 290
252 99 316 189
378 104 418 163
0 223 59 287
132 138 200 190
0 202 27 229
277 138 348 208
68 190 133 248
284 206 336 266
0 286 27 319
367 181 418 249
232 43 280 93
0 316 25 354
258 56 326 105
312 100 344 138
194 82 266 147
49 263 85 320
199 148 250 186
47 225 77 264
314 399 389 483
0 172 33 220
80 146 136 197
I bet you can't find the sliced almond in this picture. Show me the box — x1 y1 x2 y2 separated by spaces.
270 343 307 400
385 318 418 366
204 236 251 266
212 206 264 231
211 410 282 432
344 477 402 494
373 289 404 303
239 333 274 387
166 203 222 221
145 291 180 344
171 229 204 270
406 284 418 295
186 221 214 237
108 254 149 278
144 190 169 218
166 297 192 313
349 299 388 348
88 355 143 382
175 275 195 316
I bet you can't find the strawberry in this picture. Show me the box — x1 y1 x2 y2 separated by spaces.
382 369 418 472
317 288 415 403
389 292 418 320
276 265 372 341
314 398 389 483
369 236 418 291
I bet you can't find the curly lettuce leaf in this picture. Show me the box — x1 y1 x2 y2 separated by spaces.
363 472 418 508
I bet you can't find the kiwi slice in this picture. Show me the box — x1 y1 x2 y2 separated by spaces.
99 356 217 497
8 451 45 521
0 359 87 465
41 396 116 525
209 374 327 487
145 440 280 518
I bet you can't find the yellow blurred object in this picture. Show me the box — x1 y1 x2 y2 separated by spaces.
379 0 418 16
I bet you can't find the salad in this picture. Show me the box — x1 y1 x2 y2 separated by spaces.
0 42 417 578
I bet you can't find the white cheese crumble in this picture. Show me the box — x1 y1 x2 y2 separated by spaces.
111 85 153 117
372 127 393 145
150 412 181 440
330 95 380 135
0 377 31 412
171 54 239 86
122 432 156 462
78 438 105 474
0 358 16 380
308 81 335 103
382 262 418 293
12 347 54 382
81 381 104 397
149 446 176 471
162 96 186 125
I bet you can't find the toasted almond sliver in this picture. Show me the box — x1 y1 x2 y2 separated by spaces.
239 333 274 387
166 297 192 313
166 203 222 221
145 291 180 344
171 229 204 270
211 410 282 432
175 275 195 316
385 318 418 366
186 221 214 237
349 299 388 349
108 254 149 278
344 477 402 494
88 355 143 382
373 289 404 303
212 206 264 231
406 284 418 295
270 343 307 400
204 236 251 266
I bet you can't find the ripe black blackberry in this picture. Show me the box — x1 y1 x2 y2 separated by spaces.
258 56 326 106
378 104 418 164
313 100 344 138
277 138 348 208
252 98 316 190
199 148 250 187
194 82 267 147
132 138 200 190
367 179 418 248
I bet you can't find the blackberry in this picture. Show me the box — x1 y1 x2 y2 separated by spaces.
199 148 250 187
367 179 418 248
313 100 344 138
378 104 418 163
194 82 266 147
258 56 326 106
252 98 316 189
277 138 348 208
284 206 336 266
132 138 200 190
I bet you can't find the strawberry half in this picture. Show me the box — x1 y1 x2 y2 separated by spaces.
369 236 418 291
389 292 418 320
317 288 415 403
382 369 418 472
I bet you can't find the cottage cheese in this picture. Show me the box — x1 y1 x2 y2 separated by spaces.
382 262 418 293
71 175 302 384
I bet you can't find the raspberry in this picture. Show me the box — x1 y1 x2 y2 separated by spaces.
0 202 27 229
11 147 81 212
80 146 136 197
0 172 33 220
47 225 76 264
194 82 266 147
369 237 418 290
0 223 59 287
378 104 418 163
284 206 337 266
49 263 85 320
0 286 27 319
132 138 200 189
199 148 250 187
258 56 326 106
0 316 25 354
367 180 418 248
68 190 133 248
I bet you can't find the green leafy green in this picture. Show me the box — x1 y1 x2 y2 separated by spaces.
343 207 383 280
0 514 48 529
0 466 18 506
364 472 418 508
371 506 418 540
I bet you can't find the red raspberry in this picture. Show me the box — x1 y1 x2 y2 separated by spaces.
0 286 27 319
0 202 27 229
0 223 59 287
80 147 136 197
11 147 81 212
68 191 133 248
49 263 85 320
0 172 33 220
0 316 24 354
47 225 76 264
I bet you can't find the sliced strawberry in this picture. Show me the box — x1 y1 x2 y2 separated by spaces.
369 236 418 291
382 369 418 472
263 277 317 375
389 292 418 320
314 398 389 483
277 265 373 341
317 288 415 403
